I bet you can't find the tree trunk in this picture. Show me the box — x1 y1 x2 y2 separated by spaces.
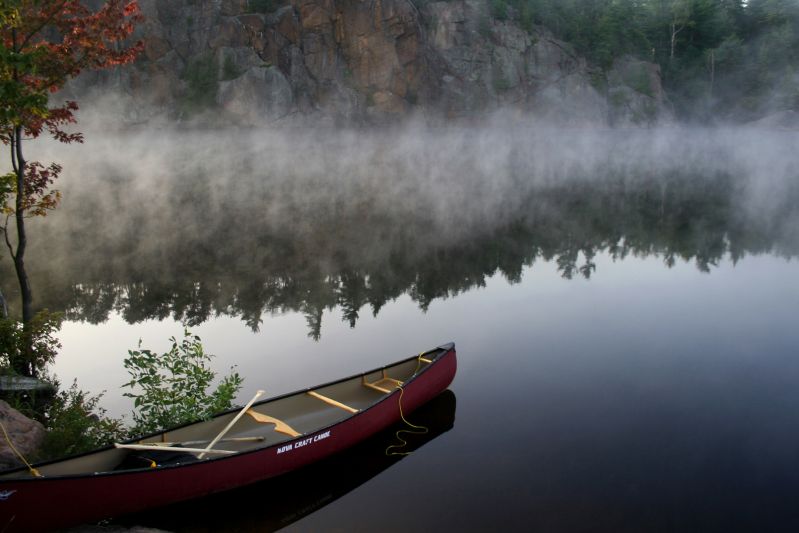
670 23 678 60
10 125 35 377
12 126 33 326
708 49 715 99
670 20 685 61
0 286 7 319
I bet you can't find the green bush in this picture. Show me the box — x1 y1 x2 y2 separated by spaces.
181 54 218 113
520 3 534 34
493 76 512 92
221 55 243 81
123 329 243 437
628 65 654 97
0 310 63 377
491 0 509 21
37 380 127 460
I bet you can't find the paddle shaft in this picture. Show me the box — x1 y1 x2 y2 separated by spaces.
115 443 235 455
198 390 265 459
141 436 265 447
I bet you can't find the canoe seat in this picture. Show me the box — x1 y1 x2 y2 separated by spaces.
362 369 404 394
245 410 301 438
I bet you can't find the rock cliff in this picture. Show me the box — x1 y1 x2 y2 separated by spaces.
71 0 671 125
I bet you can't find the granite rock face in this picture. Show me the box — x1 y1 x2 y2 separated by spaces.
0 400 45 471
606 56 672 126
72 0 670 125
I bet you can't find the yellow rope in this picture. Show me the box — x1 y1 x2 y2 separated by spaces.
0 418 41 477
385 353 429 456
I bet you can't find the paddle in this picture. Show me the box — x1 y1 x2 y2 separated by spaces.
141 436 265 447
198 390 266 459
114 443 235 455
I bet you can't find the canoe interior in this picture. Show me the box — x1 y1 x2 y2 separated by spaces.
0 347 448 480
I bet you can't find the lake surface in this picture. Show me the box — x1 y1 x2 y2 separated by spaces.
5 125 799 531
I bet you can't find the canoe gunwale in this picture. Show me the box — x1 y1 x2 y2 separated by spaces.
1 343 456 482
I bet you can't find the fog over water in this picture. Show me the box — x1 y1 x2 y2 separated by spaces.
24 120 799 261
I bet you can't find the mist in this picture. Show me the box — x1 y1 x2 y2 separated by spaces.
27 116 798 240
3 113 796 330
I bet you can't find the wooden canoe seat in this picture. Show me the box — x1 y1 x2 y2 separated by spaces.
245 410 301 438
362 369 404 394
306 391 359 413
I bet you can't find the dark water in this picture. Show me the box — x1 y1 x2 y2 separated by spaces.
4 126 799 531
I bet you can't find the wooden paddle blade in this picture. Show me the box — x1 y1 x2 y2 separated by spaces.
245 410 302 438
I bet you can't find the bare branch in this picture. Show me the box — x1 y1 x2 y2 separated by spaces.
2 214 15 260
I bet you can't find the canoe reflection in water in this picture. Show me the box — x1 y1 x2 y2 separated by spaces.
116 389 457 532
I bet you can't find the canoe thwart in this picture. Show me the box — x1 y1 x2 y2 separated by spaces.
245 410 302 437
306 391 359 413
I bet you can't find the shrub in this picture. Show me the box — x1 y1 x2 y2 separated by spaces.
181 54 218 113
221 54 243 81
491 0 509 21
123 329 243 436
0 310 63 377
37 380 127 460
520 3 533 34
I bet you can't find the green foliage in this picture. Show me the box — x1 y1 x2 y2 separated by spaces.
37 380 127 461
627 65 654 97
0 310 63 377
181 54 218 114
0 171 14 215
122 329 243 437
493 75 512 92
478 15 493 39
519 3 534 34
491 0 509 21
0 43 50 127
249 0 277 13
502 0 799 118
221 55 243 81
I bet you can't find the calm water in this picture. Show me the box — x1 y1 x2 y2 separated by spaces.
5 125 799 531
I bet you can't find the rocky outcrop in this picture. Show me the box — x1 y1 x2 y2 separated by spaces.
606 56 671 126
72 0 670 125
0 400 45 471
423 1 609 123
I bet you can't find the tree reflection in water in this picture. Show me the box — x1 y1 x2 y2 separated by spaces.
4 165 797 340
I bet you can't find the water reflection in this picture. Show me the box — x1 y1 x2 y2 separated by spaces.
114 390 456 532
4 166 796 339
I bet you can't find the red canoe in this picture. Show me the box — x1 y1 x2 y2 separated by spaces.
0 343 457 531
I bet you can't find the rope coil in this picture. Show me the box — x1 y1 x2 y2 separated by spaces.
385 353 429 456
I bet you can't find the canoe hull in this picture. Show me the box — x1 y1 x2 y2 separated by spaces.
0 347 456 531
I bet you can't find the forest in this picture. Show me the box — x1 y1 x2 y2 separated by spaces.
491 0 799 120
